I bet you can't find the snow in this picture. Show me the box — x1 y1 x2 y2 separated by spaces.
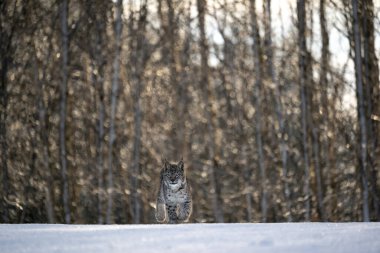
1 223 379 253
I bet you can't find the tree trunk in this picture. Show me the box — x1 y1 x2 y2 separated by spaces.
165 0 185 157
129 3 148 224
361 0 380 220
242 146 253 222
297 0 311 221
33 55 55 223
351 0 370 222
197 0 224 223
107 0 123 224
250 0 267 223
94 63 105 224
60 0 70 224
93 18 107 226
0 52 10 223
131 83 142 224
319 0 332 221
263 0 292 222
311 124 326 221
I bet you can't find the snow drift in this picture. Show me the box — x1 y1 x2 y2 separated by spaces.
1 223 379 253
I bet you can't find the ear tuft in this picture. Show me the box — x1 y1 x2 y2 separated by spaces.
162 158 169 169
178 159 184 171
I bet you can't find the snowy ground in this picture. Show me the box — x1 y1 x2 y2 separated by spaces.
1 223 379 253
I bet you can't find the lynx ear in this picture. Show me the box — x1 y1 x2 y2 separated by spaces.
162 158 169 168
178 159 184 171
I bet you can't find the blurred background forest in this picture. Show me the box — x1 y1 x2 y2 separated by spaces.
1 0 379 224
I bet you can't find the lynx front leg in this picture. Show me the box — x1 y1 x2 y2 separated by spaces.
166 204 178 224
155 202 167 223
156 172 167 223
177 200 192 222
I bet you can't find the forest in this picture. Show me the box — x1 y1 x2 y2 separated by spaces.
0 0 379 224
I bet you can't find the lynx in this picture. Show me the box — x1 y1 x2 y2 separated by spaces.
155 159 192 224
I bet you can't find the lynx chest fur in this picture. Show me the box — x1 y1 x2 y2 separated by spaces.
164 184 188 205
155 159 192 224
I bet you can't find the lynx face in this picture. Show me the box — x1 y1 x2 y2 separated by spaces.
162 160 185 191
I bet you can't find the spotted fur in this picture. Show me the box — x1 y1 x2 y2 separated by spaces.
155 159 192 224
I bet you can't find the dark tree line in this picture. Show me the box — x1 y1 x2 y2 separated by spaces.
0 0 379 224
